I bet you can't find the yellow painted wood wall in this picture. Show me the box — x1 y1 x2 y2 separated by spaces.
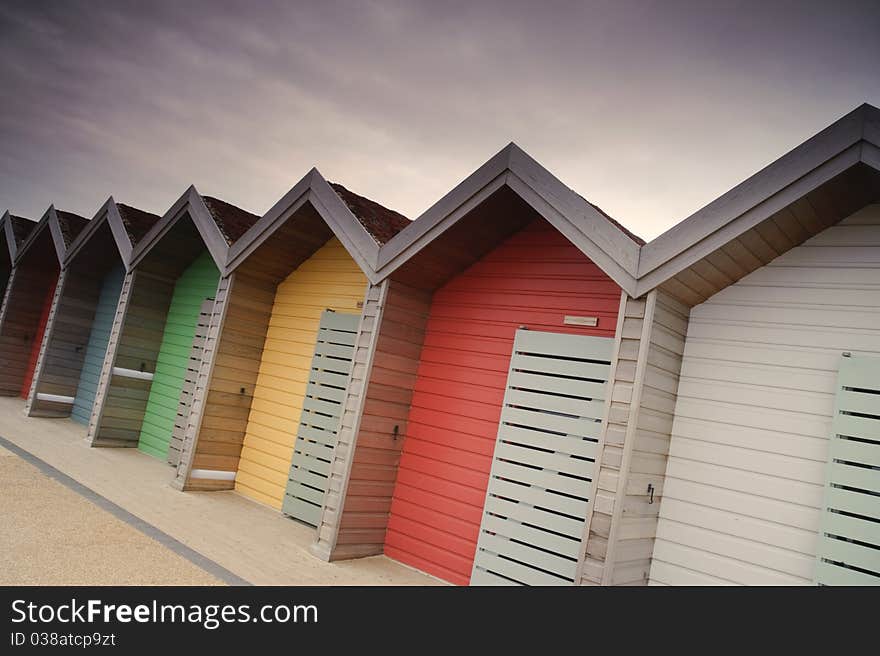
235 238 367 508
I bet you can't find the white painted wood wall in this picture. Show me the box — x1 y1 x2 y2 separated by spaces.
649 204 880 585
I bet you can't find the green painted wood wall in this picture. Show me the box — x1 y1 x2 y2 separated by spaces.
137 251 219 459
71 262 125 424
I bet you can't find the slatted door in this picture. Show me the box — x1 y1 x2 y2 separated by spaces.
471 328 613 585
168 299 213 466
815 354 880 586
282 310 360 526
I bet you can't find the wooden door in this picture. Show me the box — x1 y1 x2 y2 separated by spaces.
282 310 360 526
815 354 880 585
470 328 613 585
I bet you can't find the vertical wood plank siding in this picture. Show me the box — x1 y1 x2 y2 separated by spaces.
381 219 621 584
234 239 367 509
580 290 690 585
0 262 59 396
0 268 17 338
137 251 220 460
314 279 431 561
649 205 880 585
70 264 126 423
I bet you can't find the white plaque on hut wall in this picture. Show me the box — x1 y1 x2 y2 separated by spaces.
563 315 598 327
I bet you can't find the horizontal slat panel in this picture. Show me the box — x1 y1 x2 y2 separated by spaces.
476 533 578 579
479 512 582 558
503 406 604 436
498 424 599 459
472 328 612 586
507 371 607 400
831 436 880 469
816 355 880 586
816 560 880 586
472 550 573 586
506 387 605 418
818 535 880 575
282 309 359 525
834 413 880 441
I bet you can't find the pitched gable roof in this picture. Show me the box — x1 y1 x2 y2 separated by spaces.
129 186 258 270
226 169 409 281
0 211 36 262
329 183 410 245
8 214 34 248
116 203 161 247
54 210 89 249
375 142 643 293
62 198 161 269
634 102 880 300
16 206 88 266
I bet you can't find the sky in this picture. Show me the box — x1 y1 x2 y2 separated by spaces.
0 1 878 240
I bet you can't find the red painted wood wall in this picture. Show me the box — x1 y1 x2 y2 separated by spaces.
384 218 622 585
21 276 58 399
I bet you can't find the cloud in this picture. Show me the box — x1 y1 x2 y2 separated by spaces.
0 0 878 239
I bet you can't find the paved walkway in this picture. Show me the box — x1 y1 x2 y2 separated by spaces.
0 397 440 586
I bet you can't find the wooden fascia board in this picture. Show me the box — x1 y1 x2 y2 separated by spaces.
47 208 69 264
505 170 638 295
14 206 53 266
376 145 514 269
225 171 314 269
128 188 192 268
632 143 864 298
372 168 638 293
224 169 382 283
374 143 640 292
0 213 15 261
506 143 640 277
129 186 229 270
107 201 135 266
183 187 230 269
307 173 381 281
861 141 880 172
62 198 131 269
373 172 508 282
638 105 872 278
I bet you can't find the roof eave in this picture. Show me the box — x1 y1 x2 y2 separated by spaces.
128 186 229 272
0 212 15 262
14 206 54 266
637 104 880 283
223 168 382 282
47 208 70 264
634 104 880 298
61 197 130 269
373 142 641 294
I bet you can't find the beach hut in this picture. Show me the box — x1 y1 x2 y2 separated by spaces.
614 103 880 586
85 187 259 466
0 206 88 398
172 170 409 527
24 199 160 419
309 144 644 585
0 211 36 300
